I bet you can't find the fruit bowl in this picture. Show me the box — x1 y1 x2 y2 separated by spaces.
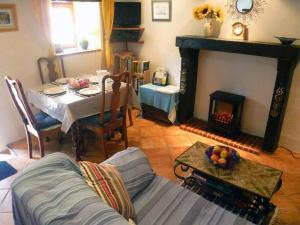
205 145 240 168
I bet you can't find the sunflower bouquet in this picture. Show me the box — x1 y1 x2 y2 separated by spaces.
192 4 224 22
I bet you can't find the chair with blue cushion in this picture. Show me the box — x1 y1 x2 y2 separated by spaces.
83 72 130 159
5 76 61 158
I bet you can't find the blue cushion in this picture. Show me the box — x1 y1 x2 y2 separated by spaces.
34 111 60 130
84 111 123 126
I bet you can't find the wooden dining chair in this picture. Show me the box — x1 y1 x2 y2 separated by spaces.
5 76 62 158
37 56 66 84
83 72 130 159
113 55 134 127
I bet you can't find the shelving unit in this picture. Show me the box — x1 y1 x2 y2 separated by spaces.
112 27 144 31
110 27 144 46
114 51 150 93
111 40 144 44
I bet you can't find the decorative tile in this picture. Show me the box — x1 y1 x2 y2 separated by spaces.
0 213 14 225
0 191 12 213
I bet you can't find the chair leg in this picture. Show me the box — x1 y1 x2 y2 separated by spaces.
128 109 133 126
98 131 108 159
37 135 45 158
122 121 128 148
58 131 64 145
25 130 32 159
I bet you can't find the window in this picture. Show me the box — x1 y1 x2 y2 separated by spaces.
50 1 102 53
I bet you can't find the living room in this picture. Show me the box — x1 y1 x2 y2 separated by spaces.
0 0 299 225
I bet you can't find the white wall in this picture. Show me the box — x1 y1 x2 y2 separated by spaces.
0 0 102 151
130 0 300 151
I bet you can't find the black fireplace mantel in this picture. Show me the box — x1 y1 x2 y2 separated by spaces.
176 36 300 152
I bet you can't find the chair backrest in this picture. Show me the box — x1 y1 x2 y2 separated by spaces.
4 76 37 129
100 72 130 125
37 56 66 84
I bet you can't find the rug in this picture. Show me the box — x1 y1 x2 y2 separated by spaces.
180 118 262 155
0 161 17 180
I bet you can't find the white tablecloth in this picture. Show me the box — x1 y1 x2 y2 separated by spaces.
28 82 140 132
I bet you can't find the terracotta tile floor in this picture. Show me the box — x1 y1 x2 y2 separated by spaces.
1 114 300 225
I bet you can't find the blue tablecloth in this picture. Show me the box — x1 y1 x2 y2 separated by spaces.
139 84 179 122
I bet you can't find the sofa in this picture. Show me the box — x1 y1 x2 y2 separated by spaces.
11 147 254 225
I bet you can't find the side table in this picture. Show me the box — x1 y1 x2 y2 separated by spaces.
174 141 282 225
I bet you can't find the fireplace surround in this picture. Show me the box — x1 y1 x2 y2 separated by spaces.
176 36 300 152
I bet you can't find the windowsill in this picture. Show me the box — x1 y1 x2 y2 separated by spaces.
56 48 101 57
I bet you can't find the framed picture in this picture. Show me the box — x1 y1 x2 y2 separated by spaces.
152 0 172 21
0 4 18 32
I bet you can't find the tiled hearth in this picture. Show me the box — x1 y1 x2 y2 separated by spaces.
1 114 300 224
180 118 262 154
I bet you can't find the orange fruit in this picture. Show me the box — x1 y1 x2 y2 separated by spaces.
210 154 219 162
218 158 227 165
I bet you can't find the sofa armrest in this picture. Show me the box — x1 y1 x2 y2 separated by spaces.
103 147 156 200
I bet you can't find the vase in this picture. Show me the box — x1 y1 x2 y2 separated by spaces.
80 39 89 50
203 18 221 38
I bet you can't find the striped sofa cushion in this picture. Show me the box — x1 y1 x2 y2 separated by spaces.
133 176 255 225
103 147 156 200
79 161 136 221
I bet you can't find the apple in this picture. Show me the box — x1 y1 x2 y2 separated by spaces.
220 150 228 159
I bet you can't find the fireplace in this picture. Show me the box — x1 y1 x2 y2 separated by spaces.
176 36 300 152
208 91 245 136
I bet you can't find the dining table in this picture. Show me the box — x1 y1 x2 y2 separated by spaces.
27 75 140 160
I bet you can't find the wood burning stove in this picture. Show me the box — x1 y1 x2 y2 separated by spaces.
207 91 245 136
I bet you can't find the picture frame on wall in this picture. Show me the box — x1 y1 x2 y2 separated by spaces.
152 0 172 22
0 4 18 32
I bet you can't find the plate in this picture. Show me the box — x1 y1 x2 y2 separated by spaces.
55 78 69 84
43 86 66 95
78 87 101 96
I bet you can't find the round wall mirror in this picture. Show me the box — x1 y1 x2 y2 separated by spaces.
236 0 253 14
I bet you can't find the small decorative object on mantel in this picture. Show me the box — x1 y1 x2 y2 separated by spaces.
232 22 248 40
226 0 266 40
274 36 299 46
205 145 240 168
0 4 18 32
192 4 224 38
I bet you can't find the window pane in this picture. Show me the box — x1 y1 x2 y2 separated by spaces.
50 2 101 51
73 2 101 49
51 3 76 48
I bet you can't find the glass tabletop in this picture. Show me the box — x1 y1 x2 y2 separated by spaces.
176 141 282 199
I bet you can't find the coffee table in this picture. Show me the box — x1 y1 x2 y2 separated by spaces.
174 141 282 225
